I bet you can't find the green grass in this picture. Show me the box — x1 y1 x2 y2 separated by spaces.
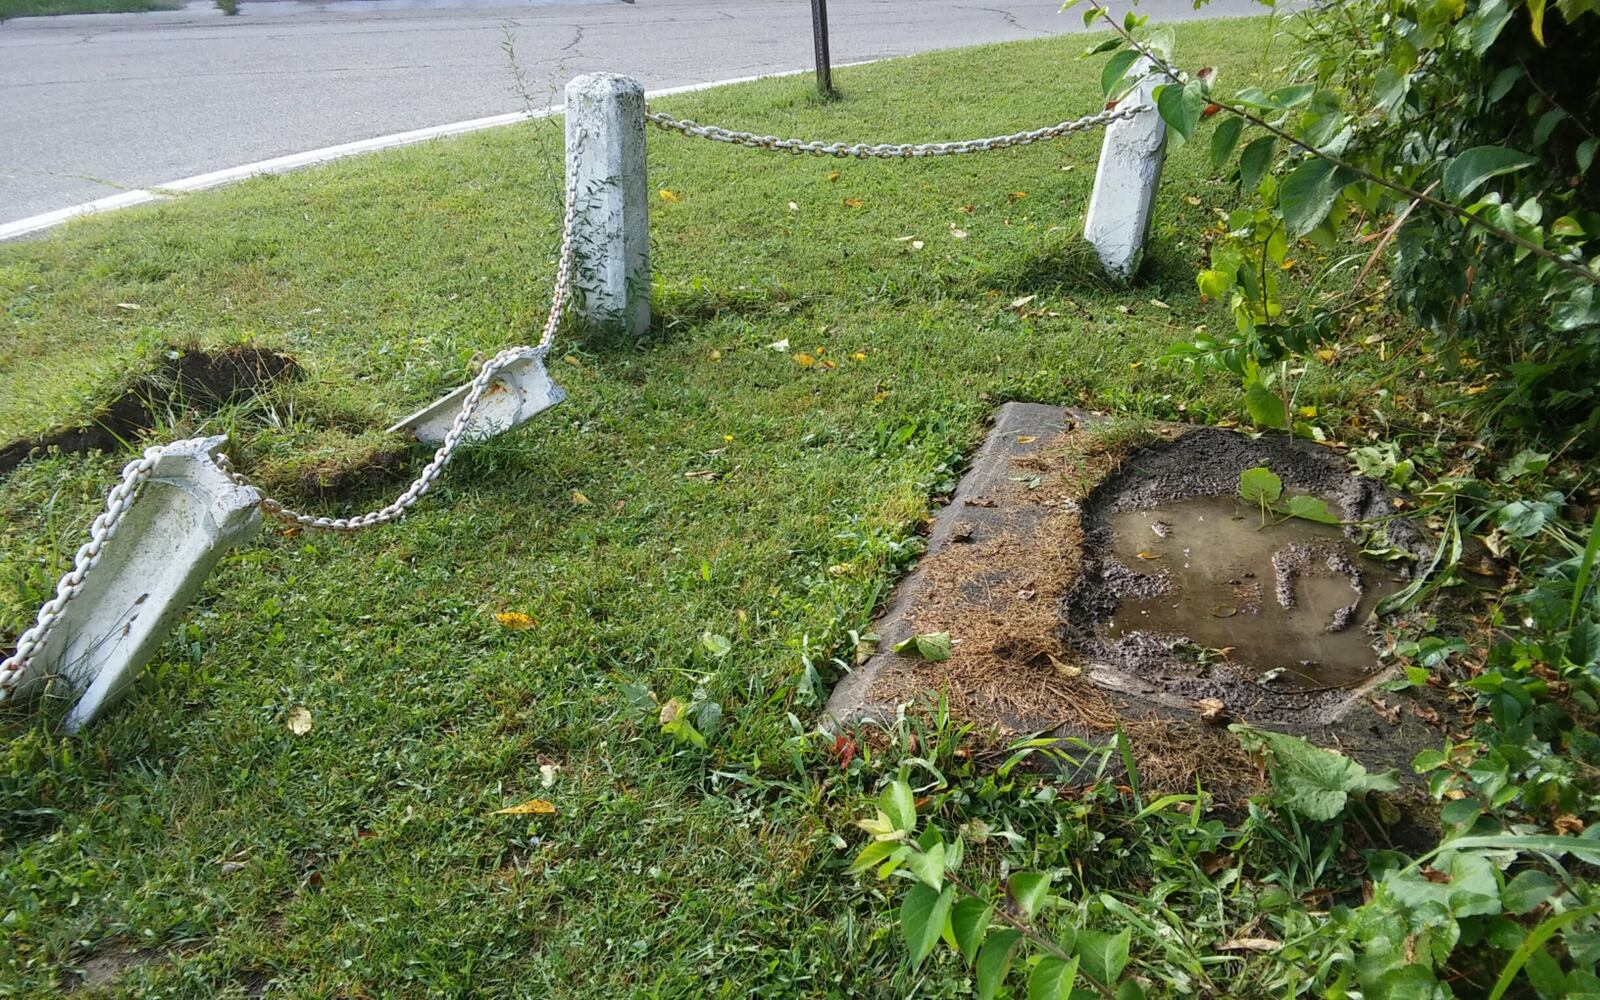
0 0 177 18
0 18 1353 997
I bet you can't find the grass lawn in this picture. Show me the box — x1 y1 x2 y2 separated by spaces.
0 0 177 18
0 17 1380 996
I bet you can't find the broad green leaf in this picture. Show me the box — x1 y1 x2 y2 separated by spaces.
904 842 946 890
902 884 956 968
883 779 917 833
1115 981 1147 1000
1075 927 1132 985
1501 870 1559 914
1244 380 1288 429
1499 448 1551 481
1028 954 1081 1000
1280 494 1340 524
1239 136 1275 191
977 928 1024 1000
1082 37 1122 56
1239 466 1283 506
1279 157 1343 236
1232 726 1398 821
1211 117 1244 171
1580 137 1599 174
1155 80 1205 143
1008 871 1051 920
951 898 993 964
894 632 952 661
699 631 732 658
848 839 899 874
1101 49 1140 97
1442 146 1539 201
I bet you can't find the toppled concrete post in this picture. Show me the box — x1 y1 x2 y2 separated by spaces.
388 346 567 445
1084 57 1172 284
7 437 261 731
565 73 651 337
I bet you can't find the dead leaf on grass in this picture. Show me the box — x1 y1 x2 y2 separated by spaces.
287 706 313 736
491 798 558 816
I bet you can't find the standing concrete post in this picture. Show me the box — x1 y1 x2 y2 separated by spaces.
3 437 261 731
565 73 651 337
1084 58 1173 284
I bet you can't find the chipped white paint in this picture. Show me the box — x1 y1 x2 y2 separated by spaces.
1084 57 1173 283
387 346 567 446
10 438 263 732
565 73 651 337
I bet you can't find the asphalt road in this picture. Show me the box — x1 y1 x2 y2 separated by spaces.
1 0 1260 227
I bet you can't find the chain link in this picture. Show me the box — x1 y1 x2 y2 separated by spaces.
0 446 166 699
215 187 579 534
643 104 1139 158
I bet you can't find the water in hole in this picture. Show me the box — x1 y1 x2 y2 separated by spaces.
1102 495 1401 689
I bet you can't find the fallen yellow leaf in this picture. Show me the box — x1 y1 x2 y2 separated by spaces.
794 352 816 366
1007 191 1027 201
658 189 681 203
850 351 868 361
496 611 536 630
827 170 841 182
1297 406 1318 418
1017 435 1036 443
843 197 863 208
571 490 591 505
491 798 557 816
287 706 313 736
1315 349 1337 363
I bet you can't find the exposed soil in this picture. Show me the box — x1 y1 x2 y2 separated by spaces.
1064 428 1431 727
0 347 299 475
830 406 1451 792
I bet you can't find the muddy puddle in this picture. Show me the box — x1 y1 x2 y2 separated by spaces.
1101 496 1402 689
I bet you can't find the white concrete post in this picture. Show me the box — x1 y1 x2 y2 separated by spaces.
565 73 651 337
1084 58 1173 284
388 347 567 446
9 437 262 731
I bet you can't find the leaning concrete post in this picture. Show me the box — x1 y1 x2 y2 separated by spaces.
1084 58 1172 284
8 437 262 731
565 73 651 337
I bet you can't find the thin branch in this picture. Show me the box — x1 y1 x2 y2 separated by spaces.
1085 0 1600 290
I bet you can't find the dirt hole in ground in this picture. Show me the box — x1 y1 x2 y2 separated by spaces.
0 346 300 475
1064 428 1429 726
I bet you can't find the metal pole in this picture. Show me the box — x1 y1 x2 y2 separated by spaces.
810 0 834 96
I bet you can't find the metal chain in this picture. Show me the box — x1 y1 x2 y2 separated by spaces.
0 446 166 699
643 104 1139 158
216 187 579 533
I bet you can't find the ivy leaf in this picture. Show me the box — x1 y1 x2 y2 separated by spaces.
1244 380 1288 429
950 898 993 964
1239 136 1276 191
1239 466 1284 506
901 884 956 968
1007 871 1051 920
1027 954 1081 1000
1076 927 1132 985
1442 146 1539 201
1280 494 1341 524
1279 157 1344 236
1211 117 1244 171
1101 49 1140 97
977 928 1023 1000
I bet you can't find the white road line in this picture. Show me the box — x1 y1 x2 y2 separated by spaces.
0 64 861 243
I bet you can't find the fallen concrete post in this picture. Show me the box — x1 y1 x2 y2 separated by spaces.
4 437 262 731
565 72 651 337
1084 57 1172 284
388 346 567 445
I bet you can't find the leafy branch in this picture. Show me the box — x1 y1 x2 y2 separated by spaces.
1075 0 1600 289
